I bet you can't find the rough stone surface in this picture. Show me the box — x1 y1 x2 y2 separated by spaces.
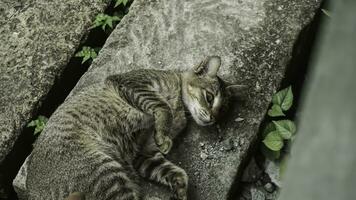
238 156 278 200
264 160 281 187
242 158 263 183
14 0 321 199
280 1 356 200
0 0 108 163
13 155 30 200
251 187 266 200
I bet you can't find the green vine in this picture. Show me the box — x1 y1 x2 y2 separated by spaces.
262 86 296 160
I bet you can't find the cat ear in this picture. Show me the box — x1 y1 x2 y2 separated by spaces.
225 84 248 97
193 56 221 77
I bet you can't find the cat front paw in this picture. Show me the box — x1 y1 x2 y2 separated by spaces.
171 171 188 200
157 135 172 155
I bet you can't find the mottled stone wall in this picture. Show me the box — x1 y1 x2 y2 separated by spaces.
0 0 108 163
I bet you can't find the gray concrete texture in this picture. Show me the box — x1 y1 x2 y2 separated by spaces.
279 0 356 199
13 0 321 199
0 0 108 163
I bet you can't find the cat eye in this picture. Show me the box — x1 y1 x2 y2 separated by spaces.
205 91 214 105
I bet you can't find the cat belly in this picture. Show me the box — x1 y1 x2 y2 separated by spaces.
27 138 141 200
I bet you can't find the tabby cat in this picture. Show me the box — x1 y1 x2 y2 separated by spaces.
26 56 245 200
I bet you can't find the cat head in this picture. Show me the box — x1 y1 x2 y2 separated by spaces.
182 56 246 126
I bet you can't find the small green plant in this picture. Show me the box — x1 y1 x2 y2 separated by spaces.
267 86 293 117
91 14 121 31
114 0 130 7
262 86 296 160
75 46 98 64
27 115 48 136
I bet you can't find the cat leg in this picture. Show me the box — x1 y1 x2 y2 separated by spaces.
133 151 188 200
152 108 173 155
89 157 141 200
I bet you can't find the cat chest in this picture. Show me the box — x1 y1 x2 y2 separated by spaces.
170 109 187 138
166 96 187 137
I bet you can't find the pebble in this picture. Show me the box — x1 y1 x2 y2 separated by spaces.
265 160 282 187
255 81 261 92
235 117 245 122
264 183 274 193
233 140 239 148
200 152 208 160
223 138 235 151
217 125 222 133
239 138 245 146
250 187 266 200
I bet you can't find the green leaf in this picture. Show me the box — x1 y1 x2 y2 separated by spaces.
112 16 121 21
75 51 83 57
82 55 91 64
34 127 42 135
37 115 48 123
27 115 48 136
321 9 332 17
268 104 285 117
91 51 97 59
91 14 120 31
114 0 123 7
107 18 113 29
273 120 296 140
27 121 36 127
123 0 129 6
76 46 98 64
263 131 284 151
91 14 104 29
272 86 293 111
101 23 106 31
262 122 276 138
90 23 100 29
